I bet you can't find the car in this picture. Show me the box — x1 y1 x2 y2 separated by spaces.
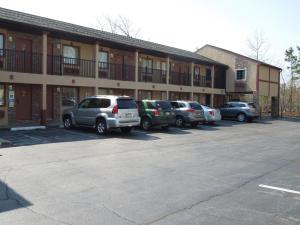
62 95 140 134
136 100 176 131
219 101 259 122
200 105 222 124
170 101 205 127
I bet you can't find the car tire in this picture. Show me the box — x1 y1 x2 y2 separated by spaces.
175 116 185 127
96 118 107 135
63 115 73 129
237 113 246 122
141 117 151 131
121 127 132 133
190 122 199 128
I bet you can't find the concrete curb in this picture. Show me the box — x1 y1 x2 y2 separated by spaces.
10 126 46 131
0 138 12 148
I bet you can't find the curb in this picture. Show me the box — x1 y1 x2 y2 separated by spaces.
0 138 12 148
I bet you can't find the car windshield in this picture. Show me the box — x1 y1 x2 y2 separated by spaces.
189 103 202 110
117 98 137 109
156 101 172 110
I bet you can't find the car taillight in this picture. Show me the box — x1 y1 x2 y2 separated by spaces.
186 108 195 113
153 109 160 116
209 110 214 116
112 105 118 114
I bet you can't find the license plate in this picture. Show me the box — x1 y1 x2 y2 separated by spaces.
125 113 132 118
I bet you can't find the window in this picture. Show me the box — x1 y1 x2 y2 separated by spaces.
156 101 172 110
117 98 137 109
63 46 79 64
194 67 200 80
236 69 246 80
171 102 180 108
99 51 108 70
0 84 4 106
161 62 167 75
62 87 78 106
88 99 101 108
142 59 153 73
189 103 202 110
0 34 4 56
146 102 156 109
99 98 111 108
78 99 90 108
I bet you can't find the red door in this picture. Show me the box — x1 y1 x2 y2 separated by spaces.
47 86 53 119
15 85 32 120
16 38 32 73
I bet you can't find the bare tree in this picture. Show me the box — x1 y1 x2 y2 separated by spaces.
246 29 270 62
95 15 141 38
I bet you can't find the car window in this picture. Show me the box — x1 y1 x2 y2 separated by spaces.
156 101 172 110
78 99 90 109
100 98 111 108
88 98 101 108
136 101 143 109
189 103 202 110
179 103 186 108
171 102 180 108
248 103 256 108
117 98 137 109
146 102 156 109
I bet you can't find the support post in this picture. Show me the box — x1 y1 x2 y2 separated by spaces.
95 43 99 78
135 51 139 82
166 57 170 85
42 32 47 75
41 84 47 125
211 66 215 107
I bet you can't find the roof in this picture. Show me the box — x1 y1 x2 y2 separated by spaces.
0 7 226 67
197 44 281 70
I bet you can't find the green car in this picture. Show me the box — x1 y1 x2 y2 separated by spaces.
136 100 176 131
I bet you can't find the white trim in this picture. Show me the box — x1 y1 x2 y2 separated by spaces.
11 126 46 131
259 184 300 195
235 68 247 81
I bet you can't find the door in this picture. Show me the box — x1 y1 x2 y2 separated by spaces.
114 54 124 80
47 86 54 119
15 85 32 120
271 97 279 118
47 43 54 74
73 99 91 125
16 38 32 73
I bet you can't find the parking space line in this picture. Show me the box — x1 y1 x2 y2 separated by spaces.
259 184 300 195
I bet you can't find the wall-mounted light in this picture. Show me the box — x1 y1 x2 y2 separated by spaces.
57 44 61 49
8 36 13 42
139 58 142 62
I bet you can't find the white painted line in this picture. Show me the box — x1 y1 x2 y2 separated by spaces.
259 184 300 195
11 126 46 131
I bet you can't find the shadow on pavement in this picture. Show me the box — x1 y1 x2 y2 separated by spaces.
0 181 32 213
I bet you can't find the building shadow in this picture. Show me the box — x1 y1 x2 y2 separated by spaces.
0 181 32 213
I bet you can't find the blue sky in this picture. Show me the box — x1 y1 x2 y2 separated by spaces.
1 0 299 76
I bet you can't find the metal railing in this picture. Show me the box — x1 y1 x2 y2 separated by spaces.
0 49 42 74
98 62 135 81
138 67 167 83
47 55 95 78
169 71 191 86
193 75 211 87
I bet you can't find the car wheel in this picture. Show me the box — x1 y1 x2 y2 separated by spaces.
191 122 199 128
121 127 132 133
141 117 151 131
63 116 73 129
96 119 107 135
175 116 184 127
237 113 246 122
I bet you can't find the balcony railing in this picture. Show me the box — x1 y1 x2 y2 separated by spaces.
193 76 211 87
47 55 95 78
138 67 167 84
0 49 42 74
98 62 135 81
170 71 191 86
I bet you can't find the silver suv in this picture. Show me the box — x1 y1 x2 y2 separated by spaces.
170 101 205 127
62 95 140 134
220 101 259 122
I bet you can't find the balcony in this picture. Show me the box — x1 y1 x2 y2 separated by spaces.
169 71 191 86
47 55 95 78
138 67 167 84
193 76 211 88
98 62 135 81
0 49 42 74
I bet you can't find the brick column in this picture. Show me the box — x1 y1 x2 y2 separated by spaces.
210 66 215 107
41 32 48 125
135 50 139 82
166 57 170 85
95 43 99 78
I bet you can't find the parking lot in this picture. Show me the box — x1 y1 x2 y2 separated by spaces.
0 119 300 225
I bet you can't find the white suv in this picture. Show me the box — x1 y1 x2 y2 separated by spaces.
62 95 140 134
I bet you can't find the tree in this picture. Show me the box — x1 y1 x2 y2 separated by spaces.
96 15 141 38
246 30 270 62
284 47 300 112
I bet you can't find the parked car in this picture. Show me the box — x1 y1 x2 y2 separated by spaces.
170 101 205 127
136 100 176 130
200 105 222 124
62 95 140 134
219 102 259 122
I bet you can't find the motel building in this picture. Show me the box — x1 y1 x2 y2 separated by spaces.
0 7 227 128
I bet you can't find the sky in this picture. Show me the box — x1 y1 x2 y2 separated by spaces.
1 0 299 79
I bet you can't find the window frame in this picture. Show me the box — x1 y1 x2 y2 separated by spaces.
0 33 4 57
142 58 153 74
99 51 109 71
63 45 80 65
0 84 5 107
236 68 247 81
194 67 200 80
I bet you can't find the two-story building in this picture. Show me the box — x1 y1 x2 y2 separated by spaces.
197 45 281 117
0 7 227 128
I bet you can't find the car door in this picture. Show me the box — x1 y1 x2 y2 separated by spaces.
220 103 231 117
87 98 101 126
226 103 237 117
73 99 91 125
